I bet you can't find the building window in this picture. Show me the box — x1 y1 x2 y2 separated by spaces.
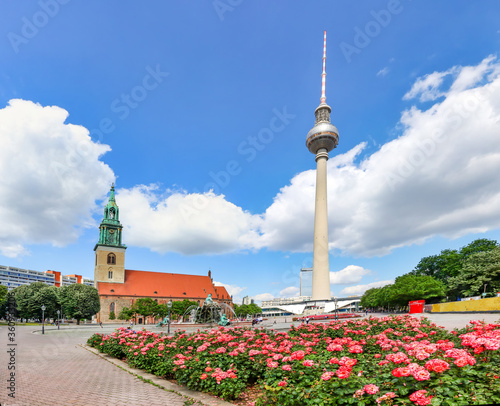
110 303 115 313
108 271 113 279
107 253 116 265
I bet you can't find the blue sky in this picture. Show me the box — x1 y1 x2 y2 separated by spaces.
1 1 500 303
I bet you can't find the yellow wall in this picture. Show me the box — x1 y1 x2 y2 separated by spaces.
94 247 125 284
431 297 500 312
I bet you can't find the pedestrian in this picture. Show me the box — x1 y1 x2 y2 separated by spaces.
99 321 103 328
306 317 310 325
130 321 133 329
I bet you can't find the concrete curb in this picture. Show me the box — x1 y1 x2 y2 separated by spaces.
82 344 236 406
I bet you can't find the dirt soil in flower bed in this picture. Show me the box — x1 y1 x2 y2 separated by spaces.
87 315 500 405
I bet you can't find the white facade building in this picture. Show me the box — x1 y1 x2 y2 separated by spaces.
0 265 94 290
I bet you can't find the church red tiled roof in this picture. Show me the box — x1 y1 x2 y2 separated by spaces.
214 285 231 300
97 269 218 299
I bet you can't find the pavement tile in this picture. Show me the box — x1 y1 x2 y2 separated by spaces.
0 326 217 406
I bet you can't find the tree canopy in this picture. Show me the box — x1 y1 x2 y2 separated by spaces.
234 303 262 317
117 306 134 321
362 238 500 309
59 284 100 325
131 298 160 321
124 299 199 322
0 285 7 305
360 275 446 310
411 239 498 284
13 282 60 320
170 299 199 319
448 246 500 297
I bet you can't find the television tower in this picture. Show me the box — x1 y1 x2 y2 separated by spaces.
305 31 339 301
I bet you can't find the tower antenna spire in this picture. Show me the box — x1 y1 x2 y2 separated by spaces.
320 30 327 104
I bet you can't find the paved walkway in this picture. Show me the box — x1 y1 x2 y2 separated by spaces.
0 325 215 406
1 313 498 405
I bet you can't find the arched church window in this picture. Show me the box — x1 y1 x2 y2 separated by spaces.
108 269 113 279
110 303 115 313
107 253 116 265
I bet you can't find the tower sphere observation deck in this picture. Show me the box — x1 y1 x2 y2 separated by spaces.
306 112 339 154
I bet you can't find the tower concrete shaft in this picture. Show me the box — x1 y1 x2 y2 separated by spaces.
305 31 339 301
312 148 331 300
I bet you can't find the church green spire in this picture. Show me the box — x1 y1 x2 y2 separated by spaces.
94 184 127 250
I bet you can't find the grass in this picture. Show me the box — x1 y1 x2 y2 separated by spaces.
0 321 42 326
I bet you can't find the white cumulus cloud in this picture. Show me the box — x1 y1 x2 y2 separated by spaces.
0 99 114 257
280 286 300 297
253 293 274 303
403 68 455 102
330 265 371 285
213 281 247 303
117 185 262 255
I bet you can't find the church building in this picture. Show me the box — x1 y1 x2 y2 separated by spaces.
94 185 232 323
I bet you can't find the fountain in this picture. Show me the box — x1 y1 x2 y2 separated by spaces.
182 294 236 326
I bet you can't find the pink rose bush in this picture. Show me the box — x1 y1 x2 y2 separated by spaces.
87 315 500 405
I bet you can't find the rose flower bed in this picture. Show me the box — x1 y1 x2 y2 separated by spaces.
87 315 500 405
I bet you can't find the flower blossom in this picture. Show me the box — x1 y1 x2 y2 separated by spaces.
424 359 450 373
409 389 433 405
364 384 379 394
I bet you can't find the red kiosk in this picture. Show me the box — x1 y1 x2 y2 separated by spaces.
409 300 425 314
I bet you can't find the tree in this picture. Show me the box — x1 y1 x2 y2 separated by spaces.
13 283 60 320
0 285 7 306
109 311 116 320
411 250 461 283
234 304 248 317
248 303 262 316
390 275 446 306
360 275 445 310
117 307 134 321
131 298 159 323
171 299 198 319
448 246 500 297
60 284 100 325
360 287 380 309
459 238 498 259
0 286 11 320
411 239 499 296
234 303 262 317
12 285 31 319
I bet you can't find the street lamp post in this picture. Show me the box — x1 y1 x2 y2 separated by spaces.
334 298 338 320
167 300 172 335
57 309 60 330
41 305 46 335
